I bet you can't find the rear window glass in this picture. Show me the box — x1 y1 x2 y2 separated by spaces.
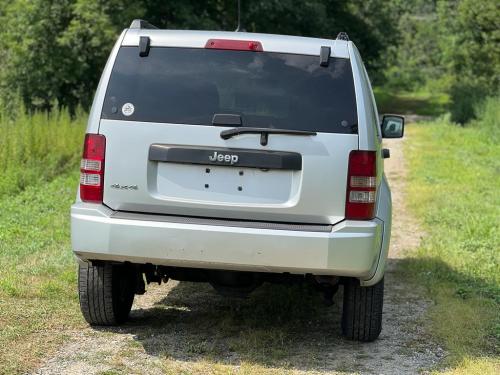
102 46 358 134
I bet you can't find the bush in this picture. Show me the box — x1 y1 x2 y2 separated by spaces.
449 83 489 124
0 108 86 198
471 95 500 141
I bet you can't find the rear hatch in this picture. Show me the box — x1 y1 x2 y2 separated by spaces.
99 41 358 224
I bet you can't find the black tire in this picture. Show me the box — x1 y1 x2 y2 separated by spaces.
341 277 384 342
78 262 136 326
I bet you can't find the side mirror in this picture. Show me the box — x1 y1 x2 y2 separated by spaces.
381 115 405 138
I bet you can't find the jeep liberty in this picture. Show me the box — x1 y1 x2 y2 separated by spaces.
72 19 404 342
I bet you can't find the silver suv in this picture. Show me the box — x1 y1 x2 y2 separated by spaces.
72 20 404 342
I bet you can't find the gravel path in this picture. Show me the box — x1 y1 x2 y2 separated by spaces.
34 134 445 375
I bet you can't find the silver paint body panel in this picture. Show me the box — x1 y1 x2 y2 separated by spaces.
73 28 392 285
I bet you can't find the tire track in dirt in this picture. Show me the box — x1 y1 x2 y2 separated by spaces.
34 131 445 375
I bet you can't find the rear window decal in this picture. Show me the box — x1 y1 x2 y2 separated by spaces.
122 103 135 116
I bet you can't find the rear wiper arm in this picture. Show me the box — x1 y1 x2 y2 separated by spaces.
220 127 317 146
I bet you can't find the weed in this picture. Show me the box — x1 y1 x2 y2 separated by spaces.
0 108 85 198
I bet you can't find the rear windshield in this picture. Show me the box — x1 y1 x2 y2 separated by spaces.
102 46 358 134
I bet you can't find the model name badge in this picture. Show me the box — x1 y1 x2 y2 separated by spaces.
110 184 138 190
208 151 239 164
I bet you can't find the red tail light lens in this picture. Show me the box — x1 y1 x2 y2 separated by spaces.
346 150 377 220
205 39 263 51
80 134 106 203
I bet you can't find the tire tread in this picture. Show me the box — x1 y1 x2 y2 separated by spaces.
78 262 135 326
341 277 384 342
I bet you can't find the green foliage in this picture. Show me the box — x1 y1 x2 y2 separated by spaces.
471 96 500 141
374 88 449 115
57 1 140 109
0 0 145 111
384 1 443 91
0 107 86 198
0 0 74 111
384 0 500 123
0 0 401 111
439 0 500 123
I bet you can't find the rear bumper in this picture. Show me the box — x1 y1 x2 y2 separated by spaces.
71 203 388 284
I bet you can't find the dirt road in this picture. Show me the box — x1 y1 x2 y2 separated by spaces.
34 135 445 374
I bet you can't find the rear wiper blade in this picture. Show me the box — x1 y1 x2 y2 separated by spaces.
220 127 317 146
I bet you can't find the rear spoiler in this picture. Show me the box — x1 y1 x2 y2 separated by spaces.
129 19 158 30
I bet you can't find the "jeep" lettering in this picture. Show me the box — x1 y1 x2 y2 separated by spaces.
208 151 239 164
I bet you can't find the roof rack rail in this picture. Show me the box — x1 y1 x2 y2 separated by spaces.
130 19 158 30
336 32 349 41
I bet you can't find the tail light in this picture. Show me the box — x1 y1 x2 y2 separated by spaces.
80 134 106 203
346 150 377 220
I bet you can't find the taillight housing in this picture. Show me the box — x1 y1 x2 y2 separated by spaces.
345 150 377 220
205 39 263 51
80 134 106 203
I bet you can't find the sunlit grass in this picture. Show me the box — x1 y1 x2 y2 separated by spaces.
404 117 499 371
0 172 84 374
434 357 500 375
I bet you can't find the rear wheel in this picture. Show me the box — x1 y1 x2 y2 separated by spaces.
341 277 384 342
78 262 136 326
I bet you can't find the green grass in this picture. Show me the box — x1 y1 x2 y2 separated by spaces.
0 171 84 374
374 87 449 116
0 110 86 373
403 114 499 372
0 108 86 198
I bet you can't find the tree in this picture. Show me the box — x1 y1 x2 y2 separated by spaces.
58 0 146 109
0 0 74 111
0 0 148 112
383 0 500 122
383 1 443 91
437 0 500 122
0 0 401 112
